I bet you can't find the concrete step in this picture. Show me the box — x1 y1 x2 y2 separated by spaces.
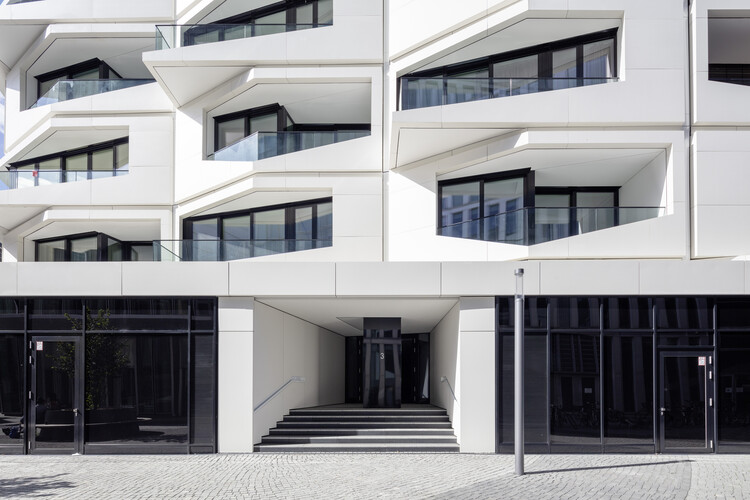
275 421 453 429
261 435 458 445
290 408 448 417
268 428 456 437
254 442 460 453
281 415 450 423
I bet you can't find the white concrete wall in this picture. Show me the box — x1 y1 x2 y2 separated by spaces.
430 298 496 453
430 301 459 434
253 300 344 445
619 151 668 208
217 297 255 452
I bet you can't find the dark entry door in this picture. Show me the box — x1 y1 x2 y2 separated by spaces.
29 337 83 454
362 318 401 408
659 351 714 453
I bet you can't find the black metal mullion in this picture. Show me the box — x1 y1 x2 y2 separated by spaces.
78 300 86 454
479 179 485 240
187 302 192 454
22 300 28 455
599 300 605 453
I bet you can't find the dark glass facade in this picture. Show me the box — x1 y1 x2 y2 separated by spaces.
0 298 217 455
497 296 750 453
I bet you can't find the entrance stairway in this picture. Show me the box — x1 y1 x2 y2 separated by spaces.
254 404 459 452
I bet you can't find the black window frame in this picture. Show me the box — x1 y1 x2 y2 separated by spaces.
406 28 618 81
436 168 535 241
35 231 146 262
35 58 122 100
7 138 129 186
183 197 333 245
213 103 370 153
216 0 331 26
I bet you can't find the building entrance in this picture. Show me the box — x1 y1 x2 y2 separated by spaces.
345 319 430 407
29 336 83 455
659 351 715 453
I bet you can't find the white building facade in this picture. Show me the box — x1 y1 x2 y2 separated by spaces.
0 0 749 455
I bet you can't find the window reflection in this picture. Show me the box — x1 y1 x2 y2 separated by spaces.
0 335 24 448
719 333 750 446
85 335 188 445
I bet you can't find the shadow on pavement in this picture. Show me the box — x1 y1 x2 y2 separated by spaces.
526 459 692 475
0 473 75 497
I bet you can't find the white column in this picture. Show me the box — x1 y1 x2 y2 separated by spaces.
458 297 496 453
217 297 254 452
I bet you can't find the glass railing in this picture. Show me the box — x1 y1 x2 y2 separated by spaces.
30 79 155 108
400 77 619 110
155 22 332 50
439 206 664 246
208 130 370 162
0 169 128 190
153 239 332 261
6 0 42 4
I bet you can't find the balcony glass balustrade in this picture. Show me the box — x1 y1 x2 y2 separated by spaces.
153 239 332 262
0 168 127 190
155 22 332 50
208 130 370 162
30 79 155 108
400 77 619 110
439 206 664 246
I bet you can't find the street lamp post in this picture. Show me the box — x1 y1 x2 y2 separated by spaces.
514 268 525 476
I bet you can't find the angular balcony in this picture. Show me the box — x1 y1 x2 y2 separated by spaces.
439 206 664 246
208 130 370 162
30 79 155 108
155 21 332 50
400 77 619 110
153 239 332 262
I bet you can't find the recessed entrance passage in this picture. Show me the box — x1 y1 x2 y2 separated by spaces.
660 352 714 453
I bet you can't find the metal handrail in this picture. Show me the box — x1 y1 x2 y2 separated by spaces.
440 376 457 402
254 376 305 412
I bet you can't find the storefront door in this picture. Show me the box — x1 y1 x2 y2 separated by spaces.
659 351 714 453
28 337 83 455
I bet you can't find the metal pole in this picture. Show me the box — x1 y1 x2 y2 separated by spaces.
514 268 525 475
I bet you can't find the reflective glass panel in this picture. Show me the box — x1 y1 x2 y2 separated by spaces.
0 335 24 448
318 0 333 23
37 239 66 262
107 238 122 261
662 355 708 449
576 192 615 233
604 335 654 449
129 245 154 262
65 153 88 183
249 113 278 134
115 144 129 174
484 177 524 242
551 333 601 446
294 206 313 251
216 118 245 150
656 298 713 330
553 47 577 89
28 299 82 331
253 209 286 256
550 297 600 330
191 334 215 447
605 298 653 330
70 237 98 261
316 201 333 241
84 335 188 446
296 3 313 24
32 340 77 452
584 39 614 80
441 182 480 239
718 333 750 445
0 299 24 332
91 149 114 179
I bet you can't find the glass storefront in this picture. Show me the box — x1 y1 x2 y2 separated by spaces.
497 296 750 453
0 298 217 455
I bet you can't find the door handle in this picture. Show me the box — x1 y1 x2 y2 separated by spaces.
73 408 80 417
660 407 667 416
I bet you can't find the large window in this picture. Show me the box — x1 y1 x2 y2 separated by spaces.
0 298 217 455
183 0 333 46
401 29 617 109
496 296 750 454
213 103 370 155
6 139 129 189
35 58 122 101
36 232 151 262
438 170 625 245
182 198 333 261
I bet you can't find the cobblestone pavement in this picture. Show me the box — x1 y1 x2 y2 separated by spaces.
1 453 749 499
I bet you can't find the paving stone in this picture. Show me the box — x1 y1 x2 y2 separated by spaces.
0 453 748 499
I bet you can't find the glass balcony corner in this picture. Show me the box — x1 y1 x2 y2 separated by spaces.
30 79 155 109
153 239 332 261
